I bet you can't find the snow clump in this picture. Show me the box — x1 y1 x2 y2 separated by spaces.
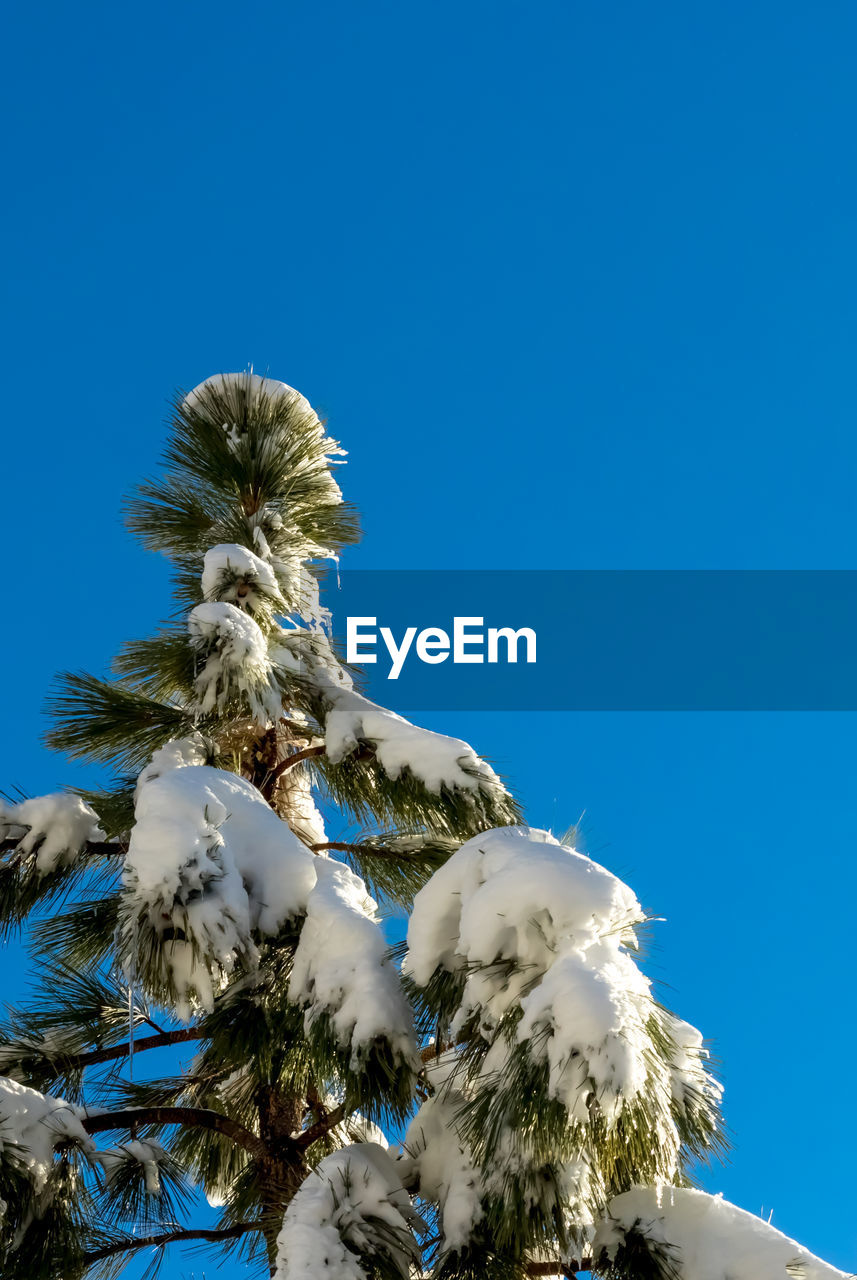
274 1143 422 1280
0 1077 94 1193
122 743 417 1070
188 601 283 724
405 825 720 1128
201 543 284 613
0 794 104 876
596 1186 849 1280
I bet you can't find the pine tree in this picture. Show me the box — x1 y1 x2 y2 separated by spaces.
0 372 847 1280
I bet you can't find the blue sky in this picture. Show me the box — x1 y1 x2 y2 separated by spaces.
2 0 857 1273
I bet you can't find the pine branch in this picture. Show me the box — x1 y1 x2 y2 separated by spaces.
10 1025 205 1075
82 1106 267 1160
46 672 197 770
527 1263 592 1277
312 840 411 857
82 1221 260 1265
0 838 122 859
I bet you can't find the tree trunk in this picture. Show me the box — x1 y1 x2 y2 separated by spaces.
256 1084 307 1273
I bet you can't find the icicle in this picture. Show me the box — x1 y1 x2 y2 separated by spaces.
128 977 135 1079
126 952 137 1082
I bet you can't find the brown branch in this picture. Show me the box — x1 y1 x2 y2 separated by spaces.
82 1221 259 1264
295 1103 347 1150
266 739 379 795
266 743 326 788
82 1105 267 1160
19 1026 205 1073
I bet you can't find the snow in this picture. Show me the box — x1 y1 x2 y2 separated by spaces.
516 946 656 1121
662 1011 719 1111
184 372 318 421
122 760 317 1015
406 826 640 988
274 1142 420 1280
123 745 415 1060
400 1050 596 1256
271 628 506 804
328 1110 389 1150
270 624 353 689
135 734 208 794
323 686 504 796
405 826 720 1129
188 601 283 724
400 1086 484 1252
292 560 331 630
0 1077 94 1193
96 1138 166 1196
596 1187 849 1280
290 858 418 1069
189 601 269 667
201 543 283 610
0 793 104 875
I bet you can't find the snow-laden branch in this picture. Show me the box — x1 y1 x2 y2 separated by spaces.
290 857 419 1069
0 794 107 874
0 837 121 860
119 741 419 1072
402 825 723 1255
274 1142 423 1280
0 1077 95 1190
322 685 505 797
595 1187 850 1280
119 748 318 1014
82 1105 267 1160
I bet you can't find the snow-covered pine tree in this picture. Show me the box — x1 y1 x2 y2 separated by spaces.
0 373 847 1280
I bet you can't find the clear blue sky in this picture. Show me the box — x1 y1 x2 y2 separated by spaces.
2 1 856 1273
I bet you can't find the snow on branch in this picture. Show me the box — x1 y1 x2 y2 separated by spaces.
400 1079 484 1253
188 601 284 725
175 374 354 625
96 1138 167 1196
406 825 720 1127
121 742 418 1073
402 827 724 1253
183 372 345 485
595 1187 849 1280
272 621 512 808
121 747 317 1015
0 1077 95 1194
289 859 419 1071
201 543 285 614
274 1142 423 1280
323 685 506 798
0 794 104 877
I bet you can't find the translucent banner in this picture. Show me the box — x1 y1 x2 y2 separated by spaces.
323 570 857 710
